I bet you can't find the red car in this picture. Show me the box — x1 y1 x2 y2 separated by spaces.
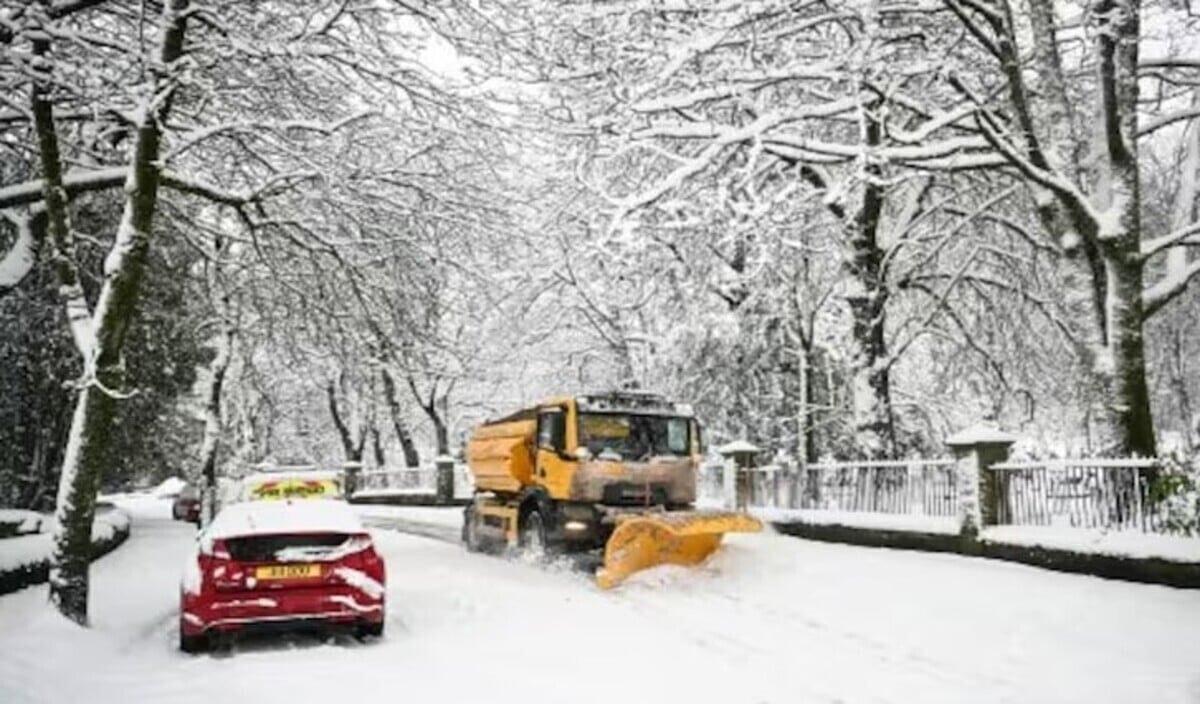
179 499 386 652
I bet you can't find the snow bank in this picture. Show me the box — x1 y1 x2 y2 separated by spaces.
153 477 188 498
0 534 52 573
982 525 1200 563
755 507 961 534
100 492 175 520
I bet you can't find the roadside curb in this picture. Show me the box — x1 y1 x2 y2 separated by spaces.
771 521 1200 589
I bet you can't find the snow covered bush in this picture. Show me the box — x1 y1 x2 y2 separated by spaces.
0 508 131 596
1149 452 1200 537
0 509 44 538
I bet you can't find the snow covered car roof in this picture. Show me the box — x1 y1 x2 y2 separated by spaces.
203 499 365 542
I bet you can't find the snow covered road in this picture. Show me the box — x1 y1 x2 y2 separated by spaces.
2 506 1199 704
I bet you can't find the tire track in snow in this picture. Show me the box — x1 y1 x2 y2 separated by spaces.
607 544 1016 701
351 513 1015 698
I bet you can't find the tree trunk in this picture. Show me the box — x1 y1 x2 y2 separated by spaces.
843 112 894 458
431 411 450 457
380 368 420 467
30 31 91 360
50 375 119 622
325 381 364 463
1167 327 1194 449
1099 226 1156 457
1094 0 1156 458
198 324 233 527
408 376 451 457
800 343 819 465
371 427 386 468
47 0 190 624
961 0 1158 457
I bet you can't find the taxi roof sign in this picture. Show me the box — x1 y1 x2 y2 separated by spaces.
238 470 342 502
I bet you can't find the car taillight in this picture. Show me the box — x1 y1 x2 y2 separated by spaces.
198 539 242 590
355 534 385 582
336 533 379 570
199 537 230 560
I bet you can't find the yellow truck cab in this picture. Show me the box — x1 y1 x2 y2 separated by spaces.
462 391 757 587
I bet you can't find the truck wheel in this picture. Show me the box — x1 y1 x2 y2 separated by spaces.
463 504 483 553
519 509 548 560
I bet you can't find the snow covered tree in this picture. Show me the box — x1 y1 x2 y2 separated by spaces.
937 0 1200 456
0 0 533 622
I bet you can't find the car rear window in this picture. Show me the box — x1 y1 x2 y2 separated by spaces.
225 533 350 562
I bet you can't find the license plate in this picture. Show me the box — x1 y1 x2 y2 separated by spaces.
255 564 321 580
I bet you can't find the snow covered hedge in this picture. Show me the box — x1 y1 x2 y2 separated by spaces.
0 509 45 538
0 506 131 596
1151 452 1200 536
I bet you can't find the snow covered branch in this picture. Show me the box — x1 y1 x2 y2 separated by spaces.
1138 107 1200 137
0 168 126 211
0 169 305 211
1144 260 1200 319
1141 221 1200 262
1139 58 1200 70
887 246 980 369
165 111 378 162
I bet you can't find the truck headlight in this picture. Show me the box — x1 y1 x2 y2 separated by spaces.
564 520 588 532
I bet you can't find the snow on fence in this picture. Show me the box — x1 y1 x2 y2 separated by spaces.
700 459 959 516
989 458 1172 534
353 463 474 499
701 448 1192 538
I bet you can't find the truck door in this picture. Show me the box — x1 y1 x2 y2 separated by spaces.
535 407 572 497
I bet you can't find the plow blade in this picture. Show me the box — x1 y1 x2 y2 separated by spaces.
595 511 762 589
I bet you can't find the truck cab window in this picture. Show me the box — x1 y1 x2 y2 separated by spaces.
537 410 565 452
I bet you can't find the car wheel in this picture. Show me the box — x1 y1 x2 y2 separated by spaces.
519 509 549 560
179 629 206 654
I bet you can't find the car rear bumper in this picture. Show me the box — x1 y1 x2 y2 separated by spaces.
181 586 383 636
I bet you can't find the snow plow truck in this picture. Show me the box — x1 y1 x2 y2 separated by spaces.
462 391 761 588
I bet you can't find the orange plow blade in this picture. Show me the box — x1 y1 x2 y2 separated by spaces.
595 511 762 589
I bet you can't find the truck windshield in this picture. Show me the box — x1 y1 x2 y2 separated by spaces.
578 413 690 461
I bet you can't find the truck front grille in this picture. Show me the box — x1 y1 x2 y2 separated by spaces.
601 483 669 506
